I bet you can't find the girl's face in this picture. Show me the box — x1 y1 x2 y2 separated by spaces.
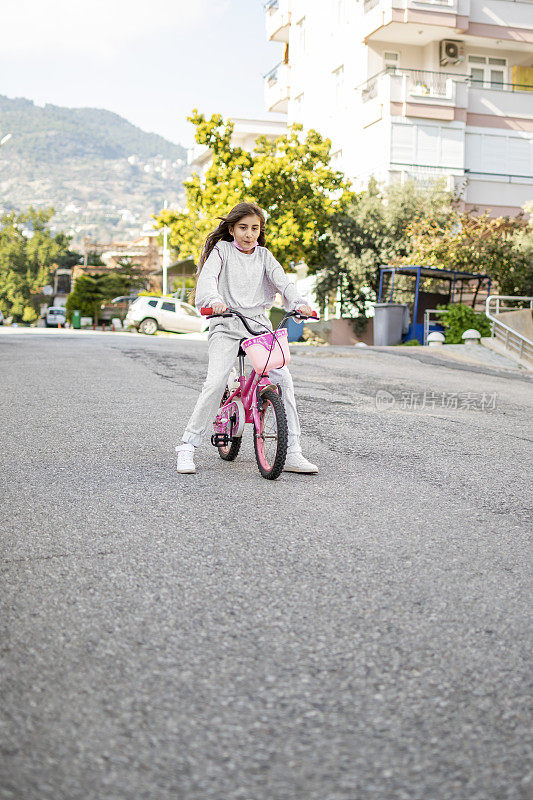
230 214 262 252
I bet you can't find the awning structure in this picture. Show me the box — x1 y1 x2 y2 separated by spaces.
378 264 492 342
378 264 492 310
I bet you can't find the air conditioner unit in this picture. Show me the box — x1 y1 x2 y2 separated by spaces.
440 40 465 66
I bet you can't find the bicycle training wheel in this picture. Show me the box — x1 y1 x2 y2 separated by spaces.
218 389 242 461
253 388 288 480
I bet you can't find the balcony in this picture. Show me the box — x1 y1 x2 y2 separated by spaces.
264 62 290 113
467 80 533 130
265 0 291 42
465 0 533 42
363 0 533 44
361 69 468 125
360 68 533 129
363 0 464 44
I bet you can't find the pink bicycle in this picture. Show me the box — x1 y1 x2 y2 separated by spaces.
200 307 318 480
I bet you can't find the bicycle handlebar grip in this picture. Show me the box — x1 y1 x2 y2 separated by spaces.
200 307 213 315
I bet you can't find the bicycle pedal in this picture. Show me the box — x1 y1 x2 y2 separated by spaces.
211 433 230 447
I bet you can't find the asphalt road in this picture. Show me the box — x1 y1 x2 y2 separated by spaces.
1 330 532 800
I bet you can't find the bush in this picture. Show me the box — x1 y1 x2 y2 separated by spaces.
436 303 491 344
22 306 38 323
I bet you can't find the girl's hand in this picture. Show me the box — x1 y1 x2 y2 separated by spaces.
296 304 313 317
212 302 227 314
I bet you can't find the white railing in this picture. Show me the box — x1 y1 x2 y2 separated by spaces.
361 69 533 104
423 309 450 345
361 68 464 103
264 62 290 113
485 295 533 363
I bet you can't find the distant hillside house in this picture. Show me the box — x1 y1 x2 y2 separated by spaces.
74 231 164 292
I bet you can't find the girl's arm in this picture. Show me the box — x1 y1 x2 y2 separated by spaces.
264 251 309 312
194 246 225 310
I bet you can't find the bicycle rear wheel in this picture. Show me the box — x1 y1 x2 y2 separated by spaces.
218 389 242 461
253 388 288 480
219 436 242 461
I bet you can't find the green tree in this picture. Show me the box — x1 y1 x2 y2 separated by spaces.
85 251 106 267
403 209 532 297
65 264 145 322
154 110 352 274
316 178 452 317
65 275 106 322
515 201 533 292
0 207 77 322
111 256 147 295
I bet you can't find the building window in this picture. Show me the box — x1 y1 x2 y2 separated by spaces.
466 132 533 177
391 123 463 169
383 51 400 73
333 65 344 105
337 0 347 23
468 55 507 89
296 17 306 53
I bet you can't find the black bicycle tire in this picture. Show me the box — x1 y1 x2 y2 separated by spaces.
218 436 242 461
217 388 242 461
253 388 288 480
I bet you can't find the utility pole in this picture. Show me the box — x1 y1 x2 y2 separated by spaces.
162 200 170 296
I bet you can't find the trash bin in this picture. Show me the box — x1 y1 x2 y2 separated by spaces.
373 303 410 346
72 310 81 329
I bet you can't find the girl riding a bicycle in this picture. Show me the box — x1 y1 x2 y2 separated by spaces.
176 201 318 476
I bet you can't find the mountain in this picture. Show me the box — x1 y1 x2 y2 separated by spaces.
0 95 189 246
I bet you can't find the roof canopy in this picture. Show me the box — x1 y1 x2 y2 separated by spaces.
380 265 491 281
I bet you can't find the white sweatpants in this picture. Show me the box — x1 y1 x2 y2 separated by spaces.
182 312 302 450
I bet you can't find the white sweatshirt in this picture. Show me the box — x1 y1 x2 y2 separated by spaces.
194 240 308 313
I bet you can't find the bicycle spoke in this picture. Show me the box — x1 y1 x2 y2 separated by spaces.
261 401 278 465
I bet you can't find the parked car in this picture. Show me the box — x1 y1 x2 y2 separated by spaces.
46 306 67 327
0 309 4 325
124 296 208 335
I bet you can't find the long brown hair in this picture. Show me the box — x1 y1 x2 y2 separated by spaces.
189 202 266 305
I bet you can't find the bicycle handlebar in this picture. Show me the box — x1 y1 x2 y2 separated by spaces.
201 307 319 329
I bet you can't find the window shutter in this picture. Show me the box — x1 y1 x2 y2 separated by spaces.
441 128 463 168
417 125 440 166
465 133 484 173
391 124 414 164
509 137 531 176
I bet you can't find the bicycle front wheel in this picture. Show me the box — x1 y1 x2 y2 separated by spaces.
253 388 288 480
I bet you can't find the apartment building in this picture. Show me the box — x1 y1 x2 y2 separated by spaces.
188 117 288 180
264 0 533 215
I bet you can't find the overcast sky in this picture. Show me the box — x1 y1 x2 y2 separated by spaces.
1 0 285 147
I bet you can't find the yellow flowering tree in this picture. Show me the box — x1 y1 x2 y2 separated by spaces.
154 110 352 273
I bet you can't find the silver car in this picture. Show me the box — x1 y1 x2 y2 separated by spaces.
124 296 208 335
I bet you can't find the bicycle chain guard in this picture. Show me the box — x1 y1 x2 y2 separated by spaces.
211 398 245 448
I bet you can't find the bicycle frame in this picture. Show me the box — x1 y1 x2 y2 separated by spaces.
201 307 318 444
222 352 272 434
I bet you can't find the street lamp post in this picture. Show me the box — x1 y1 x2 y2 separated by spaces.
162 200 170 296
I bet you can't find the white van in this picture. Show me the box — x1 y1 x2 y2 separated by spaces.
46 306 67 327
124 296 208 335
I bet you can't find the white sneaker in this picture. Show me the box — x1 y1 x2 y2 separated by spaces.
283 450 319 474
176 444 196 474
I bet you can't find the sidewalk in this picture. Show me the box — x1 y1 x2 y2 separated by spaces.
290 340 528 373
0 327 208 340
